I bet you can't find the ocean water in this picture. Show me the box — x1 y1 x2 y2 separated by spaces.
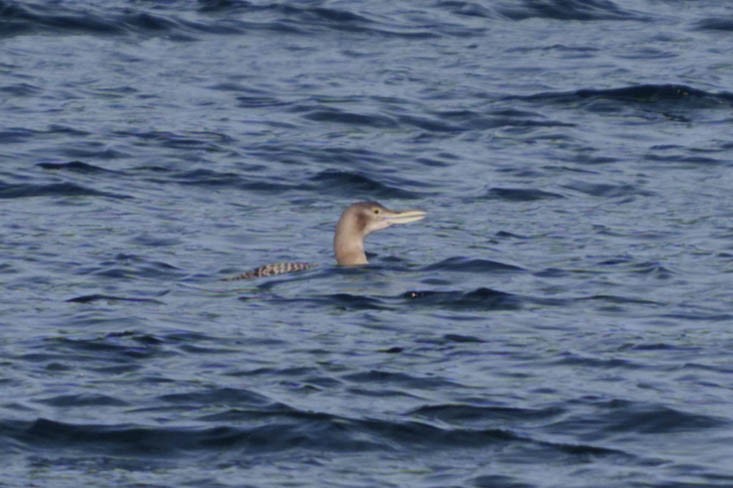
2 1 733 486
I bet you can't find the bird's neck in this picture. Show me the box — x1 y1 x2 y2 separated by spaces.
334 220 368 266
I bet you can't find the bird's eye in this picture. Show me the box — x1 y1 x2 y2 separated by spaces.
373 208 380 215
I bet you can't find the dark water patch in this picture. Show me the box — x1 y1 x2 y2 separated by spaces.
0 181 130 200
483 187 565 201
235 93 292 109
66 294 164 305
128 233 182 248
563 180 653 198
309 169 421 199
46 124 91 137
553 400 727 436
197 0 257 14
282 5 441 39
302 107 398 129
471 474 533 488
323 293 387 310
8 416 527 456
7 416 380 455
511 84 733 115
36 393 128 408
59 142 130 161
0 127 37 143
695 18 733 32
0 2 125 37
155 168 294 193
0 2 200 39
315 146 386 166
436 1 499 20
424 257 525 273
646 151 728 167
343 370 459 389
618 342 692 352
411 403 562 424
426 109 510 131
495 230 528 240
159 387 272 408
362 418 517 449
116 129 234 151
397 113 464 133
442 333 485 343
630 261 673 278
245 292 388 312
361 417 629 459
402 288 523 311
86 84 138 99
37 160 122 174
508 43 599 54
0 82 41 96
41 333 173 363
77 254 181 280
14 418 207 455
199 2 440 38
659 312 733 322
170 168 244 187
498 0 644 22
579 294 660 306
534 267 567 278
552 352 640 370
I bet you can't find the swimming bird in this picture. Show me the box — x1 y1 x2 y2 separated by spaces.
224 201 426 280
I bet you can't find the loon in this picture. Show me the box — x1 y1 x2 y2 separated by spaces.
224 201 426 280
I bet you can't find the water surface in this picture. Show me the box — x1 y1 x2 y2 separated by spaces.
2 1 733 486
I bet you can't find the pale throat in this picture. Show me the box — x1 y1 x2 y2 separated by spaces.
333 219 368 265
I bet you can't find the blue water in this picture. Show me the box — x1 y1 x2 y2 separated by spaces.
2 1 733 486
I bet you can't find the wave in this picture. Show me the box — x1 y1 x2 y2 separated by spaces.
0 2 178 38
423 257 525 273
75 253 182 280
1 0 647 42
0 181 130 199
3 413 628 459
309 169 422 200
497 0 646 22
562 180 654 198
303 107 398 129
411 403 562 423
695 18 733 32
66 294 164 305
510 84 733 110
0 1 462 40
240 286 525 312
401 287 523 311
483 187 565 201
546 399 727 436
37 161 121 174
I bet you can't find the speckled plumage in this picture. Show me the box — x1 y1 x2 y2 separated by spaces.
223 262 316 281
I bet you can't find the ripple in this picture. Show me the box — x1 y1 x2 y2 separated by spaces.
402 288 523 311
66 294 164 305
37 160 122 174
562 180 653 198
483 187 565 201
36 393 129 408
510 84 733 114
302 107 398 129
423 257 525 273
498 0 645 21
0 181 130 199
309 169 422 199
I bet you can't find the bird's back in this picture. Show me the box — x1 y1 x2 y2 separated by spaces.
222 262 316 281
